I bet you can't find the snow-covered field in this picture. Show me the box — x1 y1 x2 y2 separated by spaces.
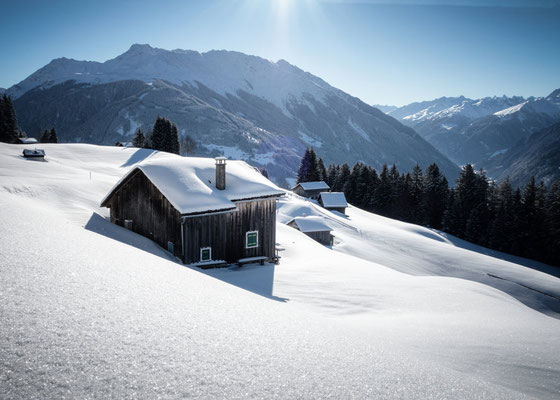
1 143 559 399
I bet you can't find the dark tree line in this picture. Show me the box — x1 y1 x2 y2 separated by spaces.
0 95 20 143
132 116 196 156
40 128 58 143
297 150 560 266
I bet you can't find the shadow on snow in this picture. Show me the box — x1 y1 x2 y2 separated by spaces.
85 212 288 303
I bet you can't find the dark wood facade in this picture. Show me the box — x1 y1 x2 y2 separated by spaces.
102 169 279 267
182 198 277 264
286 220 333 246
293 186 323 200
105 169 182 255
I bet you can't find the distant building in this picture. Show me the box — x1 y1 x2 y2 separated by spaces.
287 216 333 246
17 137 38 144
115 141 133 147
291 181 330 199
22 149 45 160
318 192 348 214
101 156 284 267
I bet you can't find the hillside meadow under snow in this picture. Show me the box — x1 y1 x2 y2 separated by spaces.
1 143 559 399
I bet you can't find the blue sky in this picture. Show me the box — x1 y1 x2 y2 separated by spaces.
1 0 559 106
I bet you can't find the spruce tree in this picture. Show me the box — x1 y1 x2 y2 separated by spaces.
317 158 327 182
0 95 19 143
296 148 312 184
333 163 350 192
132 128 145 148
410 165 424 224
48 128 58 143
326 164 338 188
373 164 392 214
40 129 50 143
150 116 167 151
169 123 180 155
422 163 448 229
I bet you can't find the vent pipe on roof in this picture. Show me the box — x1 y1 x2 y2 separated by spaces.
215 157 226 190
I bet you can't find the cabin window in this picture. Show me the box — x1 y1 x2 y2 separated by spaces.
200 247 212 262
246 231 258 248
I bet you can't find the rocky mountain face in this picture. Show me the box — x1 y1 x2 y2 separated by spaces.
486 122 560 187
9 44 459 185
385 92 560 183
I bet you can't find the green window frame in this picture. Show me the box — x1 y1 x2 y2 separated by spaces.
246 231 258 249
200 247 212 262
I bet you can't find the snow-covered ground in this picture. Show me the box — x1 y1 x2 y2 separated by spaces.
1 143 559 399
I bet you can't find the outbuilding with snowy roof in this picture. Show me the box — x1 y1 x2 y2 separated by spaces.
291 181 330 199
287 215 333 246
101 155 284 267
318 192 348 214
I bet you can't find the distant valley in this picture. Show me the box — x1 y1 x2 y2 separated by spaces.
381 90 560 186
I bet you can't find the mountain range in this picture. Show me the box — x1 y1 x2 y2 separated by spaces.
384 91 560 186
7 44 459 186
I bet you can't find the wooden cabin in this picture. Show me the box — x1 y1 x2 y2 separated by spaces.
101 156 284 268
22 149 45 160
287 216 333 246
291 181 330 200
318 192 348 214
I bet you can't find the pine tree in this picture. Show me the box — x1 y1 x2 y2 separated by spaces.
326 164 338 188
373 164 392 214
0 95 19 143
40 129 50 143
150 116 167 152
422 163 448 229
132 128 145 148
410 165 424 224
48 128 58 143
317 158 327 182
307 148 320 181
169 123 180 155
333 163 350 193
296 148 311 184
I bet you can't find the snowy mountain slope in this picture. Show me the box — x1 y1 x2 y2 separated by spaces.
385 92 560 175
1 143 559 398
9 44 460 184
487 122 560 187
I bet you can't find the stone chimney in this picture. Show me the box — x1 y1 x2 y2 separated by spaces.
215 157 227 190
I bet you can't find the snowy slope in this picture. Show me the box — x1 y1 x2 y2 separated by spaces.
1 143 559 399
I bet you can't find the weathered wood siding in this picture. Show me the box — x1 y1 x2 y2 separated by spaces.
306 231 333 246
182 213 228 264
226 198 277 262
109 170 182 255
293 186 322 199
182 198 277 264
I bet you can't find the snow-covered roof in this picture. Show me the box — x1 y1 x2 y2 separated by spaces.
19 138 38 144
319 192 348 208
288 216 332 233
22 149 45 157
101 155 284 215
293 181 330 191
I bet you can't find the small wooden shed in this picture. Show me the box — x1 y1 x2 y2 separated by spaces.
18 137 38 144
318 192 348 214
22 149 45 160
101 156 284 268
291 181 330 200
287 216 333 246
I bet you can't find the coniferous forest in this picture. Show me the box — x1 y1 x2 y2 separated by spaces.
297 148 560 266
